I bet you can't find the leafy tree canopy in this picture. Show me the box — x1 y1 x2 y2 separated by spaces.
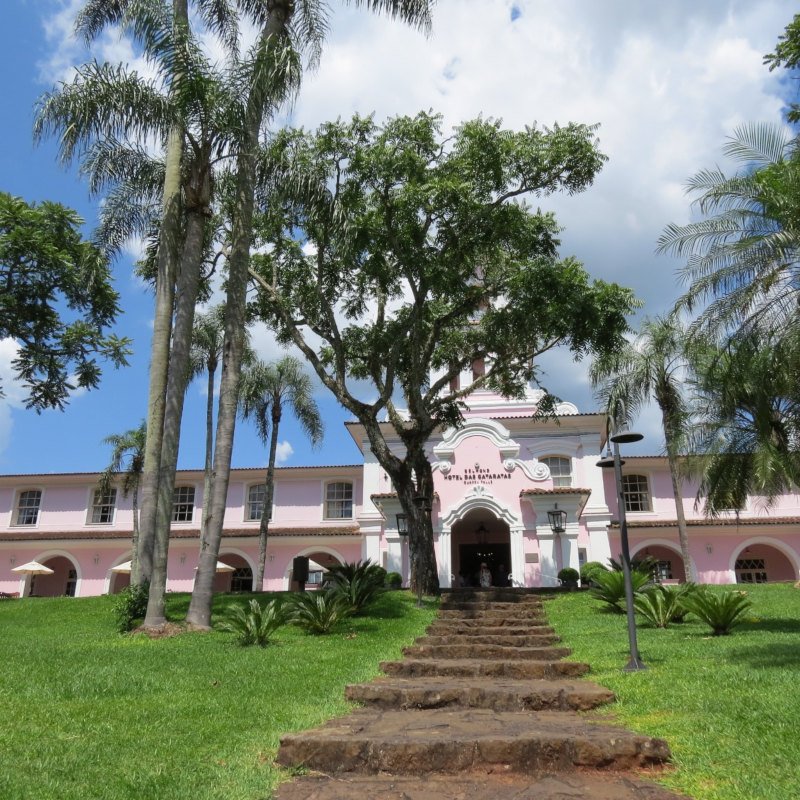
765 13 800 122
0 191 131 410
250 112 638 437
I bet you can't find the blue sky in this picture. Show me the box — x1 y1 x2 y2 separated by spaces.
0 0 796 474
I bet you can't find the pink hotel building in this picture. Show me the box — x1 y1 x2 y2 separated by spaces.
2 378 799 598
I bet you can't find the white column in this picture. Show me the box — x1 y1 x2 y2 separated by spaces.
537 529 560 587
384 533 404 576
437 526 452 588
509 526 525 587
560 522 581 573
586 515 612 565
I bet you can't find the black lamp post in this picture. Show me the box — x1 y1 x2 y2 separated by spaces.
596 429 647 672
396 514 408 536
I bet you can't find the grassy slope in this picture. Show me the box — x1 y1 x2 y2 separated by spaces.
548 584 800 800
0 591 437 800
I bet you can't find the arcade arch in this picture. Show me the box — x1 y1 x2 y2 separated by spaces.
25 551 81 597
730 538 798 584
284 546 347 591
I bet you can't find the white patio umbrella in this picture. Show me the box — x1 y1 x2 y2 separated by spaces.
110 561 132 574
11 560 54 575
194 561 236 573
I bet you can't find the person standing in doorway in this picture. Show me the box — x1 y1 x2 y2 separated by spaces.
479 562 492 588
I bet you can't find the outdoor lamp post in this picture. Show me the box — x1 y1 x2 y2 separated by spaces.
547 507 567 535
596 429 647 672
396 514 408 536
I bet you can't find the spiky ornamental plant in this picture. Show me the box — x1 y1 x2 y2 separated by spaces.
218 598 287 646
589 566 652 613
634 583 698 628
287 591 351 635
680 587 753 636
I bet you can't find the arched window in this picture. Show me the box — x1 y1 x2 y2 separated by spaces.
325 481 353 519
542 456 572 488
622 474 651 512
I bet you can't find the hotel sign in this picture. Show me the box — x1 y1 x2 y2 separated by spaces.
443 462 512 485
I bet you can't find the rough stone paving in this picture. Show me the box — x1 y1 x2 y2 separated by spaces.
274 589 690 799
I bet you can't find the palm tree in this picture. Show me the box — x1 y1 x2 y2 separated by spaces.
99 422 147 581
688 332 800 514
591 316 696 581
658 122 800 343
189 0 434 629
239 356 324 590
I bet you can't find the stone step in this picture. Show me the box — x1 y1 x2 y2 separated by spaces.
403 644 572 661
426 622 555 635
276 708 671 776
439 601 544 611
437 610 548 621
442 589 550 600
417 633 559 647
381 658 590 680
275 773 688 800
345 677 615 711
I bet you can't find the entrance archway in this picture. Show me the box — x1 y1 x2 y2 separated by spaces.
286 549 344 591
732 541 797 584
633 543 687 583
29 554 80 597
451 510 511 588
215 551 256 593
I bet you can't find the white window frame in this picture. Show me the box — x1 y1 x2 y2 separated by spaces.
541 455 573 488
323 480 354 520
13 488 43 526
245 483 275 522
87 486 117 525
622 474 651 512
172 485 196 523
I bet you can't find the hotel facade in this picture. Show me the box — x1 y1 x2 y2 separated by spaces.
2 377 799 597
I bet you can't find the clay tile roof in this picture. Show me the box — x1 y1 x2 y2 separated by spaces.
519 487 592 497
609 516 800 529
0 526 361 542
370 493 398 500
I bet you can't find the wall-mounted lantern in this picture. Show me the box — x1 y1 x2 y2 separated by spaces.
396 513 408 536
547 506 567 535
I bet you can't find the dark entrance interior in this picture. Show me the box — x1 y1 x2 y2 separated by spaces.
458 543 511 587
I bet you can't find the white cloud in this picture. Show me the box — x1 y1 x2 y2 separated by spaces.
274 440 294 465
0 339 28 458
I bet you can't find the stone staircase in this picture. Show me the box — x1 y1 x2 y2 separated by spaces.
274 589 688 799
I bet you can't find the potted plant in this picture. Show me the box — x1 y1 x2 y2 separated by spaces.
558 567 580 590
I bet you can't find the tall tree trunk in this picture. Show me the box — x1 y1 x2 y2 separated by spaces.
661 406 695 582
200 360 216 550
409 448 440 596
144 195 208 628
666 448 695 582
130 484 140 581
187 8 294 628
134 0 187 586
255 402 281 591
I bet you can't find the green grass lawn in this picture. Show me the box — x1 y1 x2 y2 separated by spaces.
0 590 437 800
548 584 800 800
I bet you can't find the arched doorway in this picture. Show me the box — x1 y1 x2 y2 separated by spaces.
110 571 131 594
634 544 687 583
214 552 255 593
450 510 511 588
287 549 344 591
733 542 797 584
30 555 79 597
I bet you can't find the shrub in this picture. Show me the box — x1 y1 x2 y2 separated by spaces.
558 567 580 587
680 587 753 635
634 583 697 628
385 571 403 589
288 591 351 635
112 582 149 633
580 561 607 587
326 559 386 614
589 567 651 612
218 598 286 647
